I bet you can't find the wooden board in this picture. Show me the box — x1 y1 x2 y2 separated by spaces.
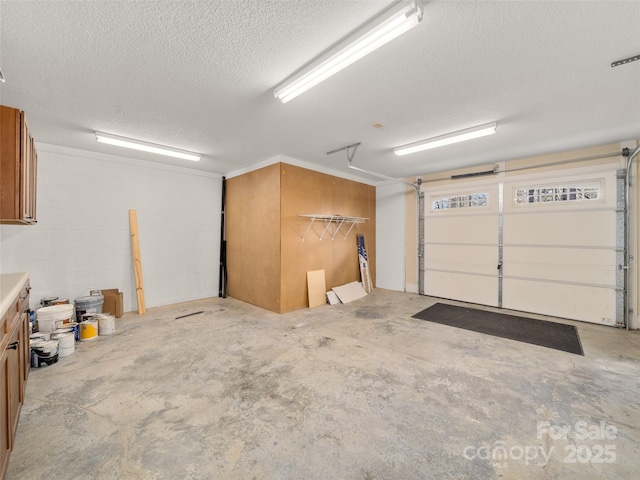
326 291 340 305
332 281 367 303
306 270 326 308
129 209 146 315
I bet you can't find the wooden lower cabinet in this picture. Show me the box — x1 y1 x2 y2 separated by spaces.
0 275 30 480
0 349 10 480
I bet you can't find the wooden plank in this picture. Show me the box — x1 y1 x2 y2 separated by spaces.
129 209 146 315
306 270 326 308
332 281 367 303
326 291 340 305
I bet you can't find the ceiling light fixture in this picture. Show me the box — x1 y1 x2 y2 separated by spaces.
274 0 423 103
393 122 498 156
95 132 201 161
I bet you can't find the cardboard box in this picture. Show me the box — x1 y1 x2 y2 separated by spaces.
101 289 123 318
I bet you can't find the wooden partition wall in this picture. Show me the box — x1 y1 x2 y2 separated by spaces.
226 163 376 313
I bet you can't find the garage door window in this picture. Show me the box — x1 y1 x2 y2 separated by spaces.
432 192 489 211
513 181 601 206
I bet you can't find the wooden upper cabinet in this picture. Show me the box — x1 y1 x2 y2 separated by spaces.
0 105 38 224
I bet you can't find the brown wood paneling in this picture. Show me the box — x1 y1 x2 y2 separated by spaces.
227 162 376 314
331 176 376 292
226 164 282 313
280 164 376 312
280 165 335 312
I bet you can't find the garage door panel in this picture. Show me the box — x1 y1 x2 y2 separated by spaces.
421 166 621 326
425 271 498 307
425 215 498 244
503 210 616 247
503 279 617 325
425 244 497 276
503 247 617 285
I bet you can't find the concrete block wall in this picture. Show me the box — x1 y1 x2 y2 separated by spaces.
0 144 222 313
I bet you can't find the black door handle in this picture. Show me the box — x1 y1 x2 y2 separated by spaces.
7 341 19 350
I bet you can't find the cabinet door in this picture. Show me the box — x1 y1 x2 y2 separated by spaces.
21 311 30 387
0 106 21 220
29 138 37 223
21 114 36 223
0 348 9 480
6 326 20 447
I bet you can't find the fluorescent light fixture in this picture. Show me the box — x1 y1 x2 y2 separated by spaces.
393 122 498 156
95 132 201 161
274 0 422 103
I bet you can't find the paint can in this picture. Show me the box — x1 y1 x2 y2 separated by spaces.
74 293 104 322
31 340 59 367
61 322 80 342
36 304 75 332
80 319 98 341
30 332 50 343
51 298 69 306
51 332 75 357
51 323 77 341
97 314 115 335
40 296 59 307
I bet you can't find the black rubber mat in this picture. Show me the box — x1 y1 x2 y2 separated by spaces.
412 303 584 355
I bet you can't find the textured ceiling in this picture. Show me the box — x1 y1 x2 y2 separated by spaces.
1 0 639 181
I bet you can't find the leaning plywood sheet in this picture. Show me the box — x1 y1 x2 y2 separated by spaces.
332 281 367 304
307 270 327 308
326 291 340 305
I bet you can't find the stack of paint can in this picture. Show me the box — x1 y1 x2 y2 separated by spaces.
50 326 75 357
29 334 59 367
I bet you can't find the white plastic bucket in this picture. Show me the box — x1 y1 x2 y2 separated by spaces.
97 314 115 335
37 304 75 332
51 332 75 356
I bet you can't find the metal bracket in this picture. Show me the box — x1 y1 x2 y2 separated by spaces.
327 142 361 165
612 54 640 68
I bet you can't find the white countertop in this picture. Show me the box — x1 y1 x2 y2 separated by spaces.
0 272 29 317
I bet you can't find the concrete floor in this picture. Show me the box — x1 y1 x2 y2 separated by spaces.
7 289 640 479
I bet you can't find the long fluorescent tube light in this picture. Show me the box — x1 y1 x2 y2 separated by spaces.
274 1 422 103
95 132 201 161
393 122 498 156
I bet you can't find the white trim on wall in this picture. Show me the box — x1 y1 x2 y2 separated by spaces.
36 143 222 179
225 154 379 186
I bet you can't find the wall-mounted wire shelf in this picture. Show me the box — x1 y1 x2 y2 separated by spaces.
298 214 367 241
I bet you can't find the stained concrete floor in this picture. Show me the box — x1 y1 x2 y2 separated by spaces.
6 289 640 479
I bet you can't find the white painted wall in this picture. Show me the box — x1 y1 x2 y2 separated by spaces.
0 144 222 312
375 181 406 291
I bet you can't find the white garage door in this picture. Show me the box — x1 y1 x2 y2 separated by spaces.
422 163 624 326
